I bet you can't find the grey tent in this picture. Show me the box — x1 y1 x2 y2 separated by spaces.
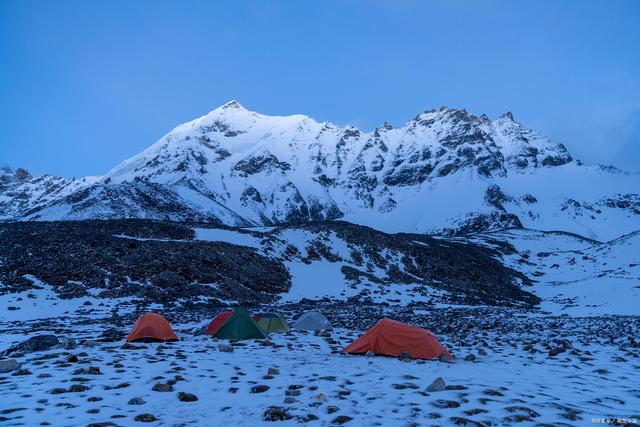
293 311 331 331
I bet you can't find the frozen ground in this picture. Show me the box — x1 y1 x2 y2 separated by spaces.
1 300 639 427
466 229 640 316
1 224 638 426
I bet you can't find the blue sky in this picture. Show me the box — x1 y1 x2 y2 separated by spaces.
1 0 639 177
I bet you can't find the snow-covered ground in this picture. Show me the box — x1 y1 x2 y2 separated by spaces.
1 308 638 426
468 229 640 316
1 223 638 426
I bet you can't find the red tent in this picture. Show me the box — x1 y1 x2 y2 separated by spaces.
344 318 453 361
205 310 232 335
126 312 178 342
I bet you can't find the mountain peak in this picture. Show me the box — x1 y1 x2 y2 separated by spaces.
499 111 515 121
220 99 246 111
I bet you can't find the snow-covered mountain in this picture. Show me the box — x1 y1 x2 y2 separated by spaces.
2 101 639 240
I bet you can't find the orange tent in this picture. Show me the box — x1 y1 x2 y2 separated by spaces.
126 312 178 342
204 310 232 335
344 318 453 361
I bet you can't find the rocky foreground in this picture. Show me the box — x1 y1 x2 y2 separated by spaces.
1 300 639 426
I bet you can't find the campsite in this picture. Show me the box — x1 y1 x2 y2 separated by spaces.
1 295 638 426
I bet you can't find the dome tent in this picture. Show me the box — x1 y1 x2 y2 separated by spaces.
126 312 178 342
205 310 232 335
293 311 331 331
253 312 290 334
213 307 268 340
344 318 453 361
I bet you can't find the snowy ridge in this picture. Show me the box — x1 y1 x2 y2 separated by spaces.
465 228 640 316
1 102 639 240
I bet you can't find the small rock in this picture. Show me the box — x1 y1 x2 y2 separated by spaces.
549 347 566 357
332 415 353 424
438 353 450 362
427 377 446 392
128 397 146 405
464 354 476 362
68 384 89 393
263 406 292 421
134 413 158 422
73 366 101 375
12 369 32 376
267 367 279 375
177 392 198 402
251 385 270 393
151 383 173 392
218 344 234 353
445 385 468 391
66 355 79 363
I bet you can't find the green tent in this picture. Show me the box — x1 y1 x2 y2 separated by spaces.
214 307 268 340
254 312 290 334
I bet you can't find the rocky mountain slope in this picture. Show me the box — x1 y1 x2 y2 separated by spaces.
3 102 638 240
0 219 537 309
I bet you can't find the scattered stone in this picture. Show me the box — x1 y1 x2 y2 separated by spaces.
549 347 566 357
152 383 173 392
263 406 292 421
267 367 279 375
128 397 146 405
331 415 353 424
432 400 461 409
177 392 198 402
464 354 476 362
68 384 89 393
134 413 158 422
12 369 32 376
73 366 101 375
251 385 270 393
445 385 468 391
218 344 234 353
449 416 483 426
427 377 446 392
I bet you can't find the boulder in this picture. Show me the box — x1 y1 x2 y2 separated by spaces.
217 343 234 353
426 377 446 392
